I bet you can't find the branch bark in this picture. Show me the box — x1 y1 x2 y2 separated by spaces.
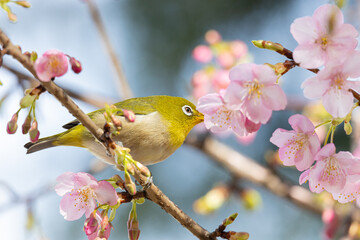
0 28 214 240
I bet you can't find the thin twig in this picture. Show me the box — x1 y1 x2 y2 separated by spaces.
0 28 214 240
86 0 133 99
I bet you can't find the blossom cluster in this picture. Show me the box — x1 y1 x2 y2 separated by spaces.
270 4 360 206
197 63 287 137
55 172 142 240
191 30 252 100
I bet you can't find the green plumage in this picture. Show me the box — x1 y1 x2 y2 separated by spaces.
25 95 204 165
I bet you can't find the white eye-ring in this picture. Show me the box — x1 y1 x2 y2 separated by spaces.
182 105 193 116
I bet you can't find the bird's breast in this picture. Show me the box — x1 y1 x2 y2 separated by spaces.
84 112 180 165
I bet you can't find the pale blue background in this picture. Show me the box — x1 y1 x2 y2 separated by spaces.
0 0 348 239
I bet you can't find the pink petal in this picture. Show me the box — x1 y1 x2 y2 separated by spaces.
299 169 310 185
59 192 87 221
244 117 261 133
293 44 326 68
243 96 272 124
288 114 315 133
74 172 98 190
308 134 321 156
229 63 254 83
224 81 247 107
308 161 327 193
290 16 318 44
301 76 329 99
336 151 360 175
229 111 246 136
315 144 336 162
343 50 360 78
94 181 118 206
261 85 287 111
294 144 314 171
55 172 76 196
197 93 223 115
322 86 353 118
313 4 343 32
253 64 277 84
270 129 296 147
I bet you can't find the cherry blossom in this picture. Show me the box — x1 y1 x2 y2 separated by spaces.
291 4 358 68
55 172 118 221
34 49 68 82
302 51 360 118
299 144 360 194
197 92 260 137
270 114 320 171
226 63 287 124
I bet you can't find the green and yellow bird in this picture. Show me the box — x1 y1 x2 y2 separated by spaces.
25 95 204 165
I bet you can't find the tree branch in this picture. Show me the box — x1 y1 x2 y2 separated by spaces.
86 0 133 99
186 136 323 215
0 28 214 240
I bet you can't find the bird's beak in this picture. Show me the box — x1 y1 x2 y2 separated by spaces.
195 112 204 124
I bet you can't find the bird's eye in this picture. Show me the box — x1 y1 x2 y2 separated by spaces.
182 105 193 116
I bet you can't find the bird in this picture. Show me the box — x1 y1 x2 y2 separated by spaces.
24 95 204 165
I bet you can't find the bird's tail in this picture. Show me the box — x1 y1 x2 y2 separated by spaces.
24 125 87 154
24 134 61 154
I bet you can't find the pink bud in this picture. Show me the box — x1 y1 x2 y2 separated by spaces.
122 109 136 122
29 120 40 142
322 208 336 224
205 30 222 45
127 204 140 240
69 57 82 74
6 112 18 134
22 115 32 134
84 213 98 236
192 45 213 63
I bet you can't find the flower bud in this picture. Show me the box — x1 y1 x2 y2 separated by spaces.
193 184 230 214
125 172 136 195
344 121 352 135
8 12 17 22
134 161 151 177
84 212 98 236
122 109 136 122
127 202 140 240
20 93 36 108
30 51 38 62
7 112 19 134
22 115 32 134
29 119 40 142
110 114 122 129
223 213 238 227
229 231 250 240
69 57 82 74
252 40 284 52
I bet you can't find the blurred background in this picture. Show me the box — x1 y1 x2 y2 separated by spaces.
0 0 358 239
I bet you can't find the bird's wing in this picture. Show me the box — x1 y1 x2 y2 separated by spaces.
62 97 157 129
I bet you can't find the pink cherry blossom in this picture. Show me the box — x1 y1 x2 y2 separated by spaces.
291 4 358 68
302 51 360 118
212 70 230 91
192 45 213 63
270 114 320 171
197 92 260 137
55 172 118 221
205 30 222 45
35 49 68 82
226 63 287 124
299 143 360 194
